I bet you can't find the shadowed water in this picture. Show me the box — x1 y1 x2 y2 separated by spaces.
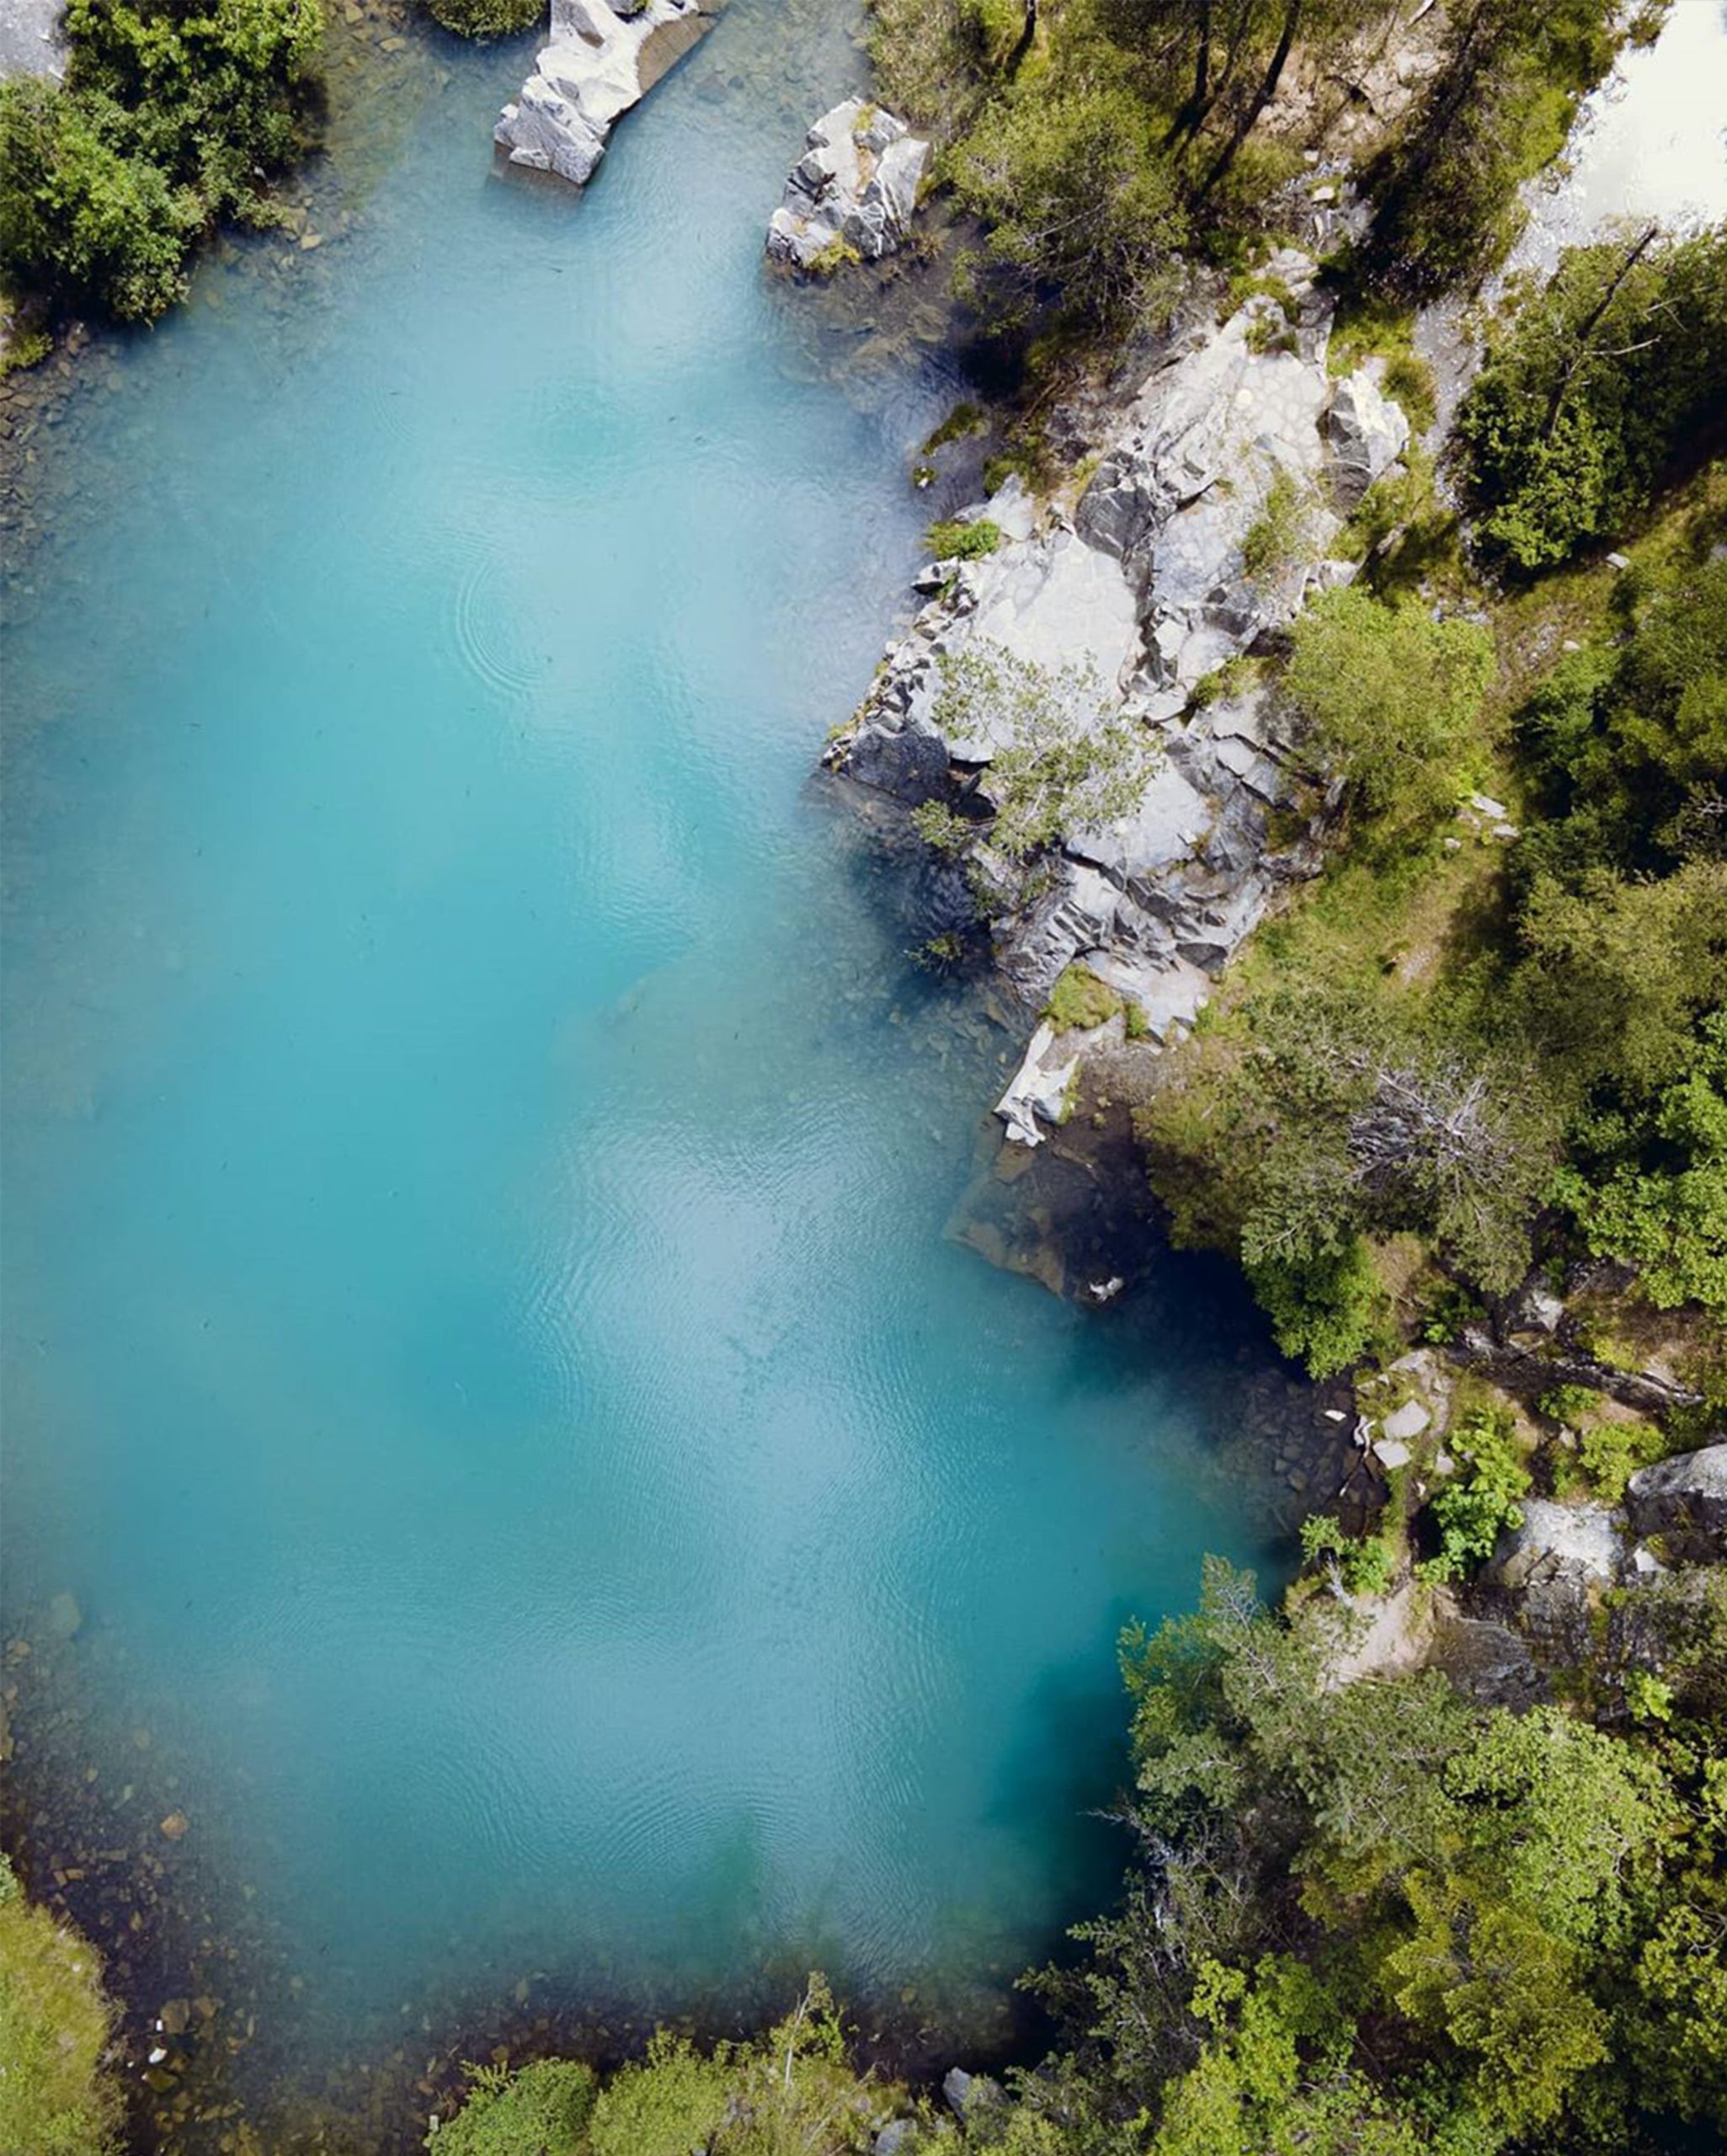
1 0 1287 2118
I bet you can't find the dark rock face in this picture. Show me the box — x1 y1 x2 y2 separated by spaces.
1627 1444 1727 1563
843 717 948 804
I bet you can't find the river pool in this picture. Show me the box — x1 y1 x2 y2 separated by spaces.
0 1 1291 2132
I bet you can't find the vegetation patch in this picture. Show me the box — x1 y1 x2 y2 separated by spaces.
0 0 323 323
425 0 542 34
0 1854 122 2156
1045 963 1122 1033
921 398 985 453
925 515 1002 559
1455 224 1727 571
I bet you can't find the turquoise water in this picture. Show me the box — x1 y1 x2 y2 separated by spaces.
1 0 1281 2113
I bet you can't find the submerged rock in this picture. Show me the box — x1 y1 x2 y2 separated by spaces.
766 99 930 270
495 0 718 189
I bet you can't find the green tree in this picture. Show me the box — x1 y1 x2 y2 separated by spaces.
951 77 1190 333
0 79 197 320
931 639 1160 862
1455 224 1727 570
434 2060 596 2156
0 0 322 321
1285 586 1495 829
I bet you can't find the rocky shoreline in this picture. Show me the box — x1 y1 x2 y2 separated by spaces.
821 232 1411 1253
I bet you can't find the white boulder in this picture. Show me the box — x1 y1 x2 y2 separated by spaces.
496 0 717 189
766 98 930 270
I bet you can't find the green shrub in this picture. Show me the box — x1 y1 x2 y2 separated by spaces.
434 2060 596 2156
1239 467 1314 581
1246 1236 1383 1379
0 1855 123 2156
1286 587 1495 829
807 235 862 277
425 0 541 34
1045 963 1122 1033
0 81 199 321
1571 1420 1666 1505
909 798 971 853
1421 1407 1530 1579
925 516 1002 560
922 399 984 453
1300 1513 1396 1595
588 2035 731 2156
1539 1383 1603 1432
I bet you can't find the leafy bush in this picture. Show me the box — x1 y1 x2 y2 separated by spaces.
931 640 1158 862
1299 1513 1396 1594
925 517 1002 560
587 2036 732 2156
1238 466 1314 582
1564 1419 1667 1506
1553 1011 1727 1316
1456 225 1727 571
909 798 971 854
0 0 322 321
0 1855 123 2156
1286 587 1495 829
434 2060 596 2156
1421 1406 1529 1578
1245 1236 1383 1377
425 0 541 34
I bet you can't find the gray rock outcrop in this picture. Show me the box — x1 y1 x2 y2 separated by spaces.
0 0 62 79
495 0 717 189
1626 1444 1727 1563
828 264 1412 1144
942 2069 1003 2122
766 99 930 270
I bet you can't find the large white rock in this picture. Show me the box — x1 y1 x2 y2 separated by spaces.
766 98 930 269
496 0 717 189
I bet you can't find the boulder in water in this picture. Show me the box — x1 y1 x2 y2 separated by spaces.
766 99 930 271
495 0 718 189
